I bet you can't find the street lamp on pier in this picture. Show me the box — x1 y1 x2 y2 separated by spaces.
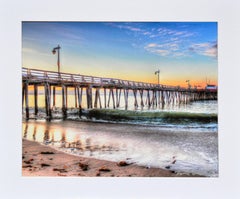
186 80 191 89
52 45 61 74
155 69 160 86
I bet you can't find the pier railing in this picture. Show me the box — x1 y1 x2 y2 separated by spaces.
22 67 189 91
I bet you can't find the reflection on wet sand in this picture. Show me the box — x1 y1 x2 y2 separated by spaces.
22 120 218 176
22 122 121 157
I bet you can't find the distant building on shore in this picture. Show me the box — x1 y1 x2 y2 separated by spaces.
205 84 217 92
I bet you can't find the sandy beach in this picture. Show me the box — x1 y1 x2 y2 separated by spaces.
22 139 204 177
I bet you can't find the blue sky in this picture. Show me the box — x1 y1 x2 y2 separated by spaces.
22 22 217 87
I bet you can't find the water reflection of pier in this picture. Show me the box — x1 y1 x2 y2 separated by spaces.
22 67 217 120
22 122 121 156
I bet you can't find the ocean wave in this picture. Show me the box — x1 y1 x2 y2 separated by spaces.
87 109 218 123
22 107 217 131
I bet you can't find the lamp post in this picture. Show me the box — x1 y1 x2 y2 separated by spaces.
52 45 61 73
186 80 190 89
155 69 160 86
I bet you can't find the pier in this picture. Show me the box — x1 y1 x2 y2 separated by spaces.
22 67 217 120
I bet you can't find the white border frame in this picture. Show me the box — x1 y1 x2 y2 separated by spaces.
1 0 240 198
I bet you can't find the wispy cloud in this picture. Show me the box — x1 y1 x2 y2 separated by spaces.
108 22 216 59
22 47 37 54
108 23 143 32
153 27 194 38
189 42 217 58
144 42 182 57
22 47 52 57
58 31 84 41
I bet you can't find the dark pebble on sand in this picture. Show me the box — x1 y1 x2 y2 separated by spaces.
22 165 32 168
53 168 67 173
41 151 55 155
99 166 111 172
24 159 33 164
165 166 171 169
171 160 176 164
41 163 50 167
117 161 130 167
79 163 89 171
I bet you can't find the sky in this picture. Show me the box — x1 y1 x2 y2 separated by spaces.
22 22 217 88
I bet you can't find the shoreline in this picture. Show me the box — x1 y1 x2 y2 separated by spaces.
22 139 204 177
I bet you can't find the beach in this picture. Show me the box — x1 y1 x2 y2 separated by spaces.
22 118 218 177
22 139 203 177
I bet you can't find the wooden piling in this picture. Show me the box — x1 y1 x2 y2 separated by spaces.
53 86 56 107
77 86 83 116
133 89 138 108
150 90 155 107
65 86 68 109
114 88 121 108
22 84 25 113
44 83 52 121
124 89 129 110
48 84 52 119
117 89 122 108
34 84 38 116
158 90 160 107
104 88 107 108
139 89 144 107
111 88 116 109
74 86 78 108
24 82 29 120
86 86 92 109
146 90 151 108
44 83 49 118
94 88 98 108
107 89 111 108
116 89 119 108
62 85 67 119
94 88 102 108
161 90 165 108
98 89 102 108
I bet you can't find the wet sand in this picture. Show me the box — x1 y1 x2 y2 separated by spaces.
22 139 203 177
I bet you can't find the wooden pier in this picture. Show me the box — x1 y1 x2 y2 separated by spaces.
22 67 217 120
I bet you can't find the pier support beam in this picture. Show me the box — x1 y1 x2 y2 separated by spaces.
44 83 52 121
53 86 56 107
86 86 93 109
146 90 151 108
107 88 116 109
116 89 122 108
124 89 129 110
104 88 107 108
133 89 138 108
161 90 165 109
34 84 38 116
62 85 67 119
74 86 78 108
139 89 144 108
77 86 83 117
24 82 29 120
94 88 102 108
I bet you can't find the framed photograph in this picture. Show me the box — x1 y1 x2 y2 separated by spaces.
1 0 240 198
22 21 218 177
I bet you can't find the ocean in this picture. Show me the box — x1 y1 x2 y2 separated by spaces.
22 92 218 177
